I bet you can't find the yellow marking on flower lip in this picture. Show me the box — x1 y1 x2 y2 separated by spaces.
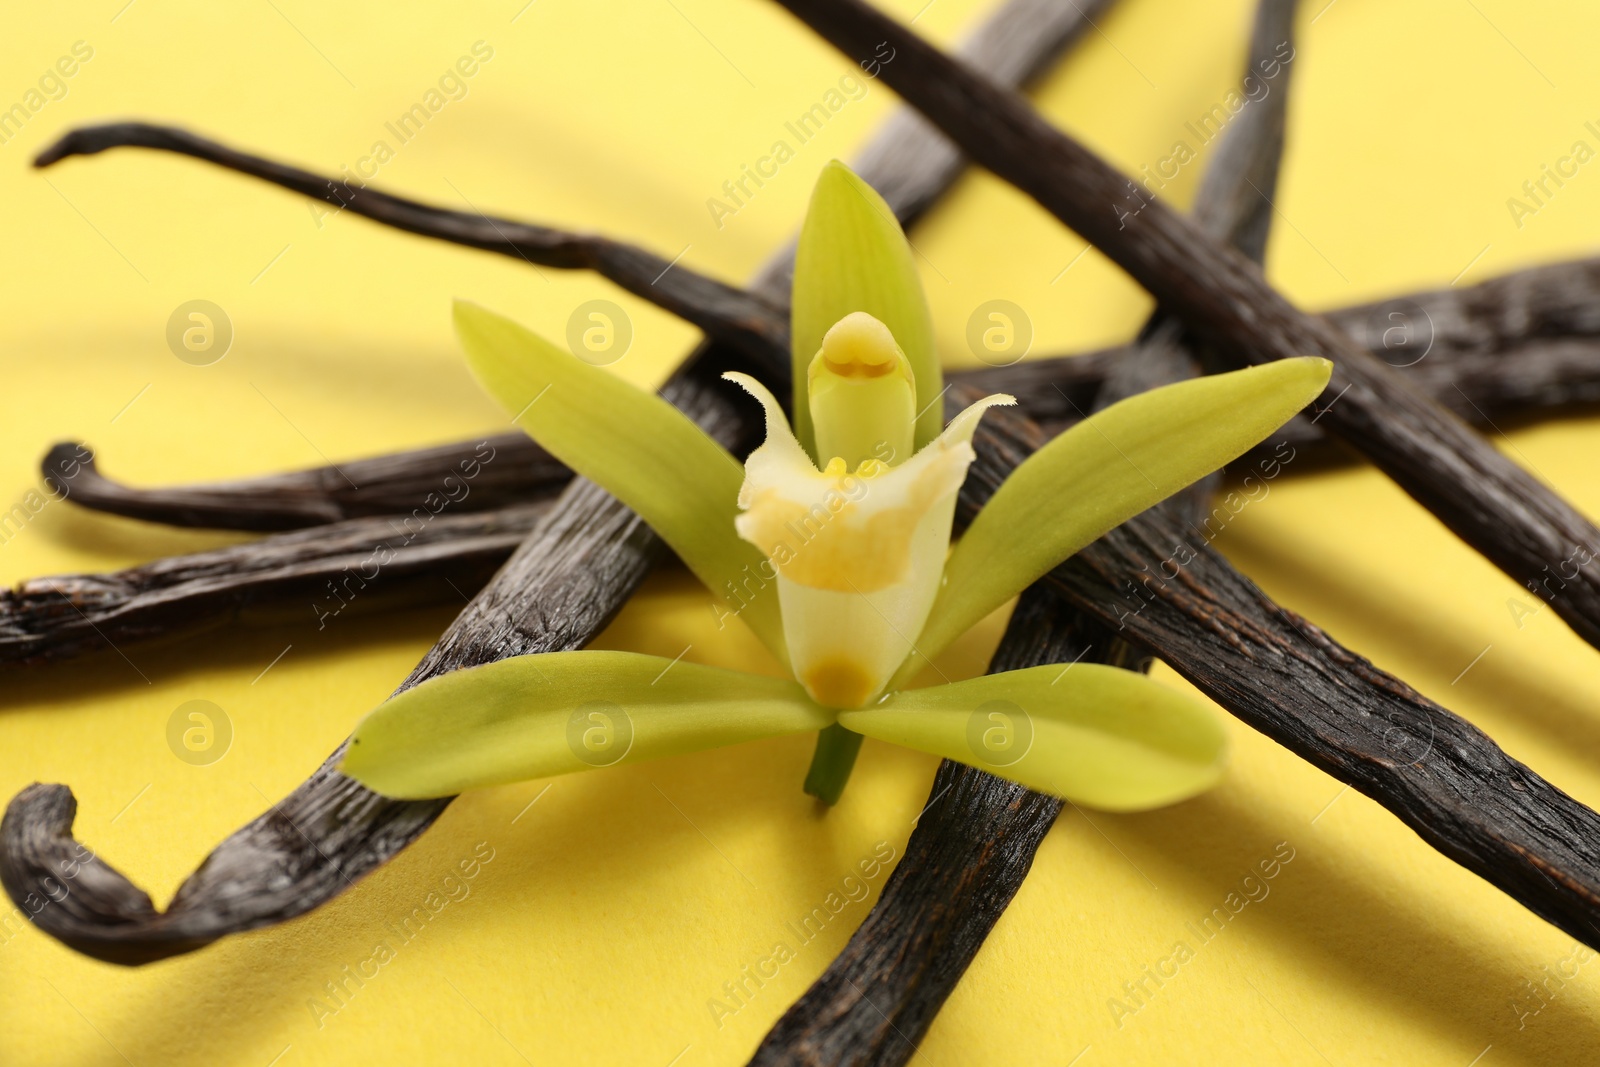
822 356 897 378
802 657 879 709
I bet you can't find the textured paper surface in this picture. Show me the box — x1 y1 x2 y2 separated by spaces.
3 0 1600 1063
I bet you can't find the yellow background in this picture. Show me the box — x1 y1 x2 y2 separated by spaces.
2 0 1599 1063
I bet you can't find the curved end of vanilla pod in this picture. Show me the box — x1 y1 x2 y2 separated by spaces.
0 782 187 966
0 771 449 966
33 121 183 169
40 441 95 498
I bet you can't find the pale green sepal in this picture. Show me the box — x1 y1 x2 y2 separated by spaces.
839 664 1228 811
343 651 835 799
904 357 1332 680
453 301 787 664
792 161 938 456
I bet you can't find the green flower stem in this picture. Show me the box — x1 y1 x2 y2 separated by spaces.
804 724 865 805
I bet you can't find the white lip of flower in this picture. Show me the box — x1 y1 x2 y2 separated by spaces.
724 331 1012 710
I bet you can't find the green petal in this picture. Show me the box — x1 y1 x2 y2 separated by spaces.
792 161 938 458
343 651 834 799
839 664 1227 811
906 357 1332 677
454 300 786 663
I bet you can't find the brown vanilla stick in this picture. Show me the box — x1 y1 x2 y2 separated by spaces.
0 504 549 667
0 0 1114 965
47 253 1600 532
967 261 1600 429
753 1 1294 1057
35 129 790 370
771 0 1600 652
23 18 1600 1062
0 366 742 964
749 587 1107 1066
39 436 565 532
13 6 1600 997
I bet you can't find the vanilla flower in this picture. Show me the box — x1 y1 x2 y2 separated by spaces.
343 162 1330 811
729 313 1012 710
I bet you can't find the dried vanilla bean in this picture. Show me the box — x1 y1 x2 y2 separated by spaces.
0 367 739 964
19 16 1600 1063
0 504 548 667
41 436 564 532
754 1 1292 1056
970 256 1600 428
50 253 1600 532
773 0 1600 655
0 0 1112 964
750 587 1106 1066
756 1 1600 1055
35 134 790 370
